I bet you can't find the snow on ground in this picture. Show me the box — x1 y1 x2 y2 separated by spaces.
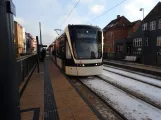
103 66 161 88
81 77 161 120
101 71 161 108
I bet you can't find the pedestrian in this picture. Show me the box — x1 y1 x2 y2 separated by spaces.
41 48 46 62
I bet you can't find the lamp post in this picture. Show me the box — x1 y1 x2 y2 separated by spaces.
140 8 144 20
140 8 145 64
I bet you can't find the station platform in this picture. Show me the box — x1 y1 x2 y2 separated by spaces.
103 60 161 77
20 58 98 120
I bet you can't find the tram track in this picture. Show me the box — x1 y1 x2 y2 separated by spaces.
103 64 161 80
79 76 161 120
103 68 161 89
69 77 126 120
98 75 161 110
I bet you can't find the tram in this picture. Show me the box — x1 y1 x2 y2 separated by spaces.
50 24 103 76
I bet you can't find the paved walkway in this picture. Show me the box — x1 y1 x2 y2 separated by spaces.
47 58 98 120
20 62 44 120
20 58 98 120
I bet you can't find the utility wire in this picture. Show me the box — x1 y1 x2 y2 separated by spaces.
60 0 81 27
87 0 128 24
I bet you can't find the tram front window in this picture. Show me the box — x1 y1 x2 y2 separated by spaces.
70 27 102 59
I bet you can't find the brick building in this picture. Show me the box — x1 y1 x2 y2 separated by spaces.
114 20 141 60
32 38 37 52
25 33 34 54
14 21 24 57
103 15 131 59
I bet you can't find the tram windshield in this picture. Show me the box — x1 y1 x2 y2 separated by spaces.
69 26 102 59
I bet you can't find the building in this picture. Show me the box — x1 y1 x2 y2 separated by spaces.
23 28 26 53
130 2 161 66
114 20 141 60
14 21 24 57
103 15 132 59
32 38 37 52
25 33 34 54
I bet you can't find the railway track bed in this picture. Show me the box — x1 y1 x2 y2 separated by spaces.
79 76 161 120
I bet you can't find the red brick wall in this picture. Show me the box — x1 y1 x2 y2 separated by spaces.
133 21 141 32
103 29 129 53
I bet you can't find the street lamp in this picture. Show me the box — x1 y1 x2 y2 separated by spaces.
140 8 145 64
140 8 144 20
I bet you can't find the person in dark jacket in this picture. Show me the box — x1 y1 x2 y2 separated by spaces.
41 48 46 61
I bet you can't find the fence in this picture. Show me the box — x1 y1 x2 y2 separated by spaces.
16 54 38 86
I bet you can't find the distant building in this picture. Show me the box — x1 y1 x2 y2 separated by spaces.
25 33 34 54
114 20 141 60
103 2 161 66
14 21 24 57
23 28 26 53
32 38 37 52
131 2 161 66
103 15 132 59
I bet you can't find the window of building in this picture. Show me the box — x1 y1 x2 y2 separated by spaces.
158 19 161 29
150 21 156 30
133 39 135 46
140 38 142 46
111 32 114 39
136 38 139 47
157 37 161 46
106 32 110 38
133 38 142 47
142 23 147 31
145 38 148 46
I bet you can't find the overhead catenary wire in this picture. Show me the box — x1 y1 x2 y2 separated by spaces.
87 0 128 24
60 0 81 27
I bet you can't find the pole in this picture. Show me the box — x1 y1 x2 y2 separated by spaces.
0 0 20 120
39 22 42 45
142 8 145 64
36 36 40 73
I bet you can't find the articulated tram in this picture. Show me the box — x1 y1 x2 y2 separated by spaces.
50 24 103 76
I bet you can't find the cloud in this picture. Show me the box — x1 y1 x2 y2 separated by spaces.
123 0 159 21
13 0 107 45
89 4 105 15
14 17 25 25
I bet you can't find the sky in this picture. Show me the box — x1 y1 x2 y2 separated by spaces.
13 0 161 46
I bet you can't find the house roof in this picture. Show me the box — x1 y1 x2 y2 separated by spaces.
103 16 131 30
144 2 161 21
131 20 141 27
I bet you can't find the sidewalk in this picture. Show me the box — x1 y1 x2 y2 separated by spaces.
20 62 44 120
20 58 98 120
47 58 98 120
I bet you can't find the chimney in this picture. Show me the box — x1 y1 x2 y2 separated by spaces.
117 15 120 19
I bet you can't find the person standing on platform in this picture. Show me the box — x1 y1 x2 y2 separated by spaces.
41 48 46 61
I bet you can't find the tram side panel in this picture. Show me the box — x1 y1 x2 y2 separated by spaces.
55 34 67 72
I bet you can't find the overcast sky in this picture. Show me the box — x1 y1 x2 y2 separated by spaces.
13 0 160 46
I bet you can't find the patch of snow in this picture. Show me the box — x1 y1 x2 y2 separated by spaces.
103 66 161 87
101 71 161 108
81 78 161 120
